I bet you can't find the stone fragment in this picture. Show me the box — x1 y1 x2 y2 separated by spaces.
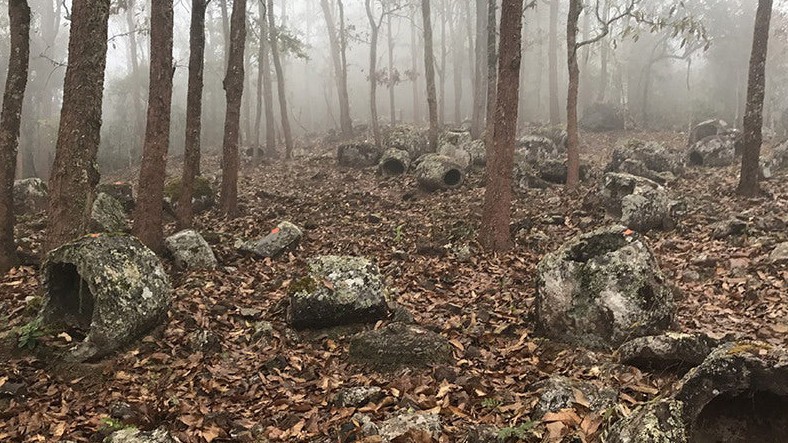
96 182 135 213
13 177 48 214
531 375 617 418
333 386 384 407
414 153 464 191
104 427 180 443
349 323 453 370
90 193 129 233
164 229 217 270
239 221 303 258
617 332 717 371
601 172 675 232
337 142 383 168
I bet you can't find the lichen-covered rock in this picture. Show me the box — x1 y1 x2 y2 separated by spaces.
239 221 303 258
437 141 472 170
39 234 171 361
377 412 441 442
688 119 728 146
770 242 788 263
13 177 48 214
337 142 383 168
769 140 788 170
349 323 453 370
606 140 684 179
164 229 217 270
164 176 215 215
288 255 390 329
378 148 411 176
606 341 788 443
516 135 558 163
531 126 568 152
462 139 487 166
710 218 748 239
687 135 738 167
414 153 465 191
601 173 675 232
535 158 591 185
617 332 717 371
383 125 429 157
536 225 674 349
104 427 180 443
580 102 625 131
96 182 135 213
531 375 617 418
90 193 129 233
333 386 384 407
440 129 472 147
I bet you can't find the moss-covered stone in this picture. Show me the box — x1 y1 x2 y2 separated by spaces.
239 221 303 258
164 229 217 270
13 177 48 215
337 142 383 168
378 148 411 176
414 154 464 191
96 182 135 213
90 193 130 233
164 176 215 214
601 173 675 232
39 234 171 361
349 323 452 370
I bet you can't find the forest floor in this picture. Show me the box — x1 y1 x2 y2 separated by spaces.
0 130 786 442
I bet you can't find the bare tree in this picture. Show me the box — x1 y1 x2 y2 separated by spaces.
268 0 293 159
422 0 439 150
0 0 30 273
365 0 384 146
256 1 276 158
548 0 560 125
484 0 497 148
220 0 247 216
480 0 523 251
178 0 209 229
124 0 144 149
320 0 353 136
738 0 773 196
471 0 487 139
46 0 110 252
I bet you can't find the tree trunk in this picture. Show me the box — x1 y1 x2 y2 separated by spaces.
0 0 30 273
548 0 560 125
387 14 396 125
737 0 773 196
178 0 208 229
438 0 447 125
480 0 523 252
46 0 110 252
452 2 463 125
365 0 381 147
422 0 439 150
268 0 293 159
411 17 421 123
220 0 231 70
595 0 610 103
259 2 276 157
320 0 353 136
471 0 487 139
484 0 497 148
565 0 581 187
219 0 246 216
133 0 174 252
125 0 144 148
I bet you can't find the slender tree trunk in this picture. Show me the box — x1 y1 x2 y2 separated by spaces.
411 18 421 123
46 0 110 252
452 2 463 125
178 0 208 229
0 0 30 273
220 0 231 70
320 0 353 136
268 0 293 159
220 0 246 216
133 0 174 252
484 0 497 147
422 0 439 150
259 2 276 157
387 13 396 125
438 0 447 125
548 0 560 125
365 0 382 147
565 0 581 187
480 0 523 251
595 0 610 103
337 0 351 130
471 0 487 139
125 0 144 148
738 0 773 196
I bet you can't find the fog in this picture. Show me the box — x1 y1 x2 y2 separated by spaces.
2 0 788 177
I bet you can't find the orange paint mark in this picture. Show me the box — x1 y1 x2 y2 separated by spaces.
623 229 634 236
271 227 281 234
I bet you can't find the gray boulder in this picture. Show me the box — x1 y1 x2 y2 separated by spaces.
349 323 453 370
710 218 748 239
104 428 180 443
531 375 617 418
377 412 441 442
164 175 215 215
383 125 430 157
90 193 129 233
462 139 487 166
688 119 728 146
687 135 737 167
531 126 568 152
437 141 472 170
96 182 135 213
164 229 217 270
536 225 674 349
617 332 717 371
606 341 788 443
607 140 684 180
440 129 472 147
333 386 384 407
601 173 675 232
769 242 788 264
239 221 303 258
516 135 558 163
580 102 625 131
337 142 382 168
39 234 171 361
288 255 390 329
378 148 411 176
769 140 788 170
13 177 48 214
414 153 465 191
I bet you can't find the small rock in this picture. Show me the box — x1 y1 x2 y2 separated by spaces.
769 242 788 264
164 229 217 270
349 323 453 370
710 218 748 239
338 142 383 168
90 192 130 233
13 177 48 214
378 412 441 442
189 329 221 354
104 427 180 443
333 386 384 408
0 380 26 397
617 332 718 371
462 425 501 443
601 173 675 232
252 321 274 340
239 221 303 258
531 375 617 418
96 182 135 213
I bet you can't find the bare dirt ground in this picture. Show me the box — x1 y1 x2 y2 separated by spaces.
1 130 786 442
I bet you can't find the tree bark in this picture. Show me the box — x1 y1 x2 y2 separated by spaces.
178 0 208 229
548 0 560 125
220 0 231 70
471 0 487 139
125 0 144 149
737 0 773 196
484 0 497 148
365 0 382 147
438 0 447 125
565 0 581 187
422 0 439 150
133 0 174 252
595 0 610 103
220 0 246 216
46 0 110 252
0 0 30 273
411 16 421 123
452 2 463 125
258 1 276 157
320 0 353 136
268 0 293 159
480 0 523 252
387 13 396 125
